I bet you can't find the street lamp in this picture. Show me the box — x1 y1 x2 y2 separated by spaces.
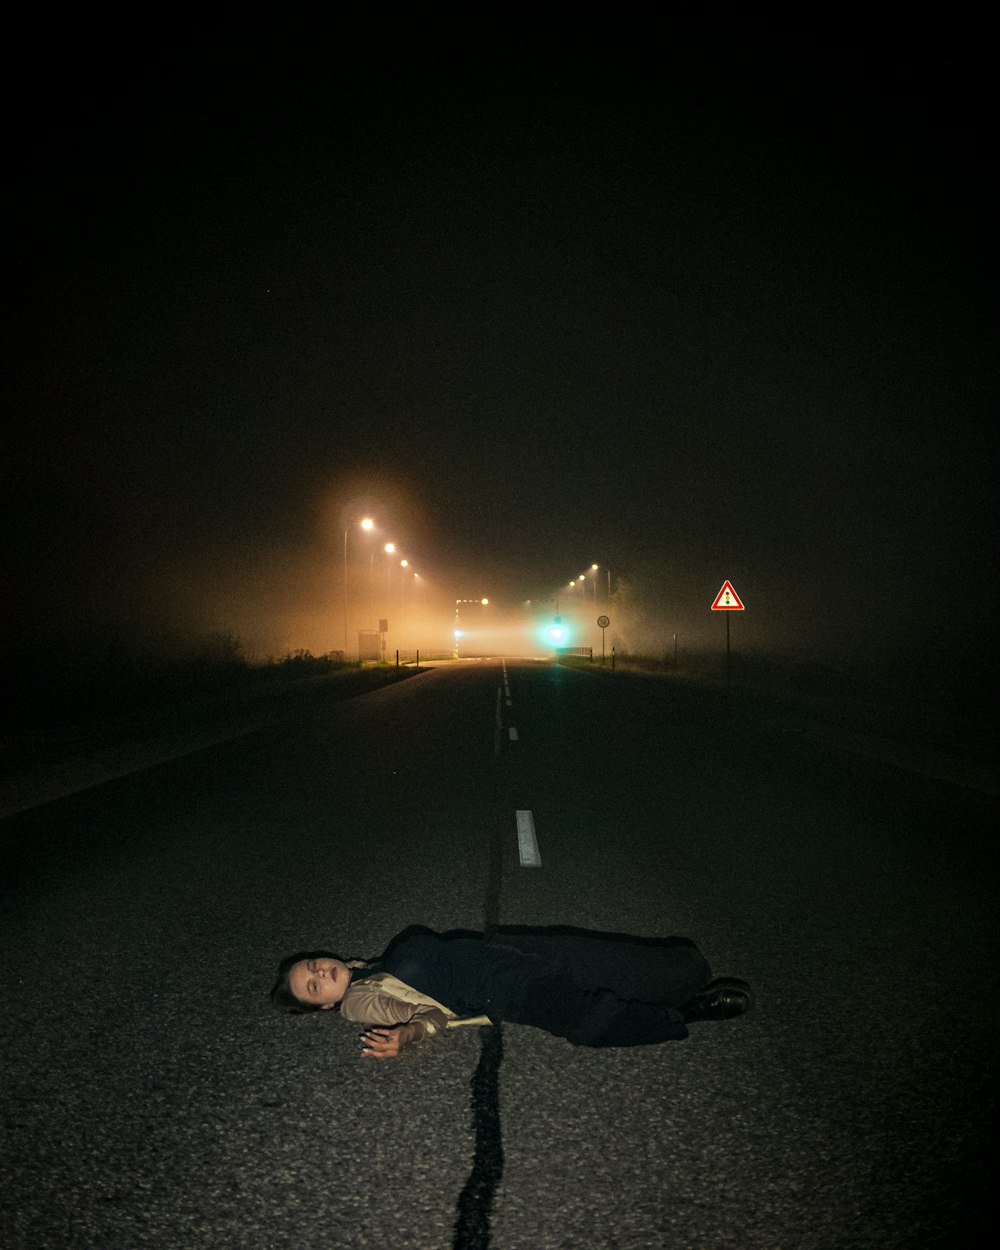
384 543 396 594
369 540 397 627
577 572 595 615
343 517 374 651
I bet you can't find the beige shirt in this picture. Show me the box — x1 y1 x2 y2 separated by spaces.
339 972 490 1040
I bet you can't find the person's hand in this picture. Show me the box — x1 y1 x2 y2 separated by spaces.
360 1025 407 1059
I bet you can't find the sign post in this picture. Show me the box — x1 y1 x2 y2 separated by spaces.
710 581 745 690
597 615 610 664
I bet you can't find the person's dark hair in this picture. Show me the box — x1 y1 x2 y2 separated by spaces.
270 950 339 1014
269 950 373 1014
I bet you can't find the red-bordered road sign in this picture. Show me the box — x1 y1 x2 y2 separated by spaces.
711 581 745 610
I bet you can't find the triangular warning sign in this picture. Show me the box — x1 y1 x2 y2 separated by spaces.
711 580 745 610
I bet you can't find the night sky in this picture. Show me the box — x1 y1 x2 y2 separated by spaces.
5 30 995 668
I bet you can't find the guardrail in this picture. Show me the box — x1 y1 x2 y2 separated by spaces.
392 651 454 667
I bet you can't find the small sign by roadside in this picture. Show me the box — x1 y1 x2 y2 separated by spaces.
710 582 744 690
711 581 745 611
597 615 610 665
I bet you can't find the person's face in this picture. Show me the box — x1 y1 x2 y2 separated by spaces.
288 957 350 1009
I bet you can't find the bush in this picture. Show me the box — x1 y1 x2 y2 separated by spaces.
275 649 353 677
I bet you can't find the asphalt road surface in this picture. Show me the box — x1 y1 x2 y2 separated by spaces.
2 660 996 1249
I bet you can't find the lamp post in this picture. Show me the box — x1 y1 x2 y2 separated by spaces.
384 543 396 595
368 541 396 628
578 570 598 646
343 518 374 652
380 543 396 658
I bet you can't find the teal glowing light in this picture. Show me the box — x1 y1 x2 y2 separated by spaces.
540 615 571 648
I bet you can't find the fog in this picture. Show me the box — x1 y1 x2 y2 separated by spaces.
3 39 994 726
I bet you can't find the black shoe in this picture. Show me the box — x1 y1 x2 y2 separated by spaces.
681 977 754 1023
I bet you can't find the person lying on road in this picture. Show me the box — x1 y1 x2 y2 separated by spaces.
269 925 753 1059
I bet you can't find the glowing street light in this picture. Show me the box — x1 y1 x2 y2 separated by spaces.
343 517 375 651
384 543 396 593
369 539 398 625
577 571 598 611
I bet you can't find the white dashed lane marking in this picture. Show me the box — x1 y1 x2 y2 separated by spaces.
501 665 538 866
515 810 541 867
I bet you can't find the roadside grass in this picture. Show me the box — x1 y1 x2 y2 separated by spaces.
0 649 422 778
